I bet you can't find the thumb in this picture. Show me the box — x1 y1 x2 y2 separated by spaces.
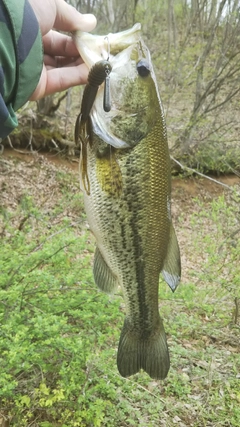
54 0 97 32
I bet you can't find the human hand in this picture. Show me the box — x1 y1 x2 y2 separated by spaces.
29 0 96 100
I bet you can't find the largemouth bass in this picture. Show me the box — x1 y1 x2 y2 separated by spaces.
74 23 181 380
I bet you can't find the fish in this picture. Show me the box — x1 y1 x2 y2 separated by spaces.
73 23 181 380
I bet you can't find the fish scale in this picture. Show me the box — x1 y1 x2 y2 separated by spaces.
74 23 181 379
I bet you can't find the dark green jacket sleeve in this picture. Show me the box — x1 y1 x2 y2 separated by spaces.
0 0 43 139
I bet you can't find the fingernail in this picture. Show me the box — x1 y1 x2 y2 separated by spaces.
78 13 97 32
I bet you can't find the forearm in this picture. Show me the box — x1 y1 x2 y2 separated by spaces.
0 0 42 139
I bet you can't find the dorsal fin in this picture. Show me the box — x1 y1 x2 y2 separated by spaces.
162 224 181 292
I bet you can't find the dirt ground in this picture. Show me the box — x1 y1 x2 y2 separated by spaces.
0 148 240 427
1 147 239 285
2 147 239 201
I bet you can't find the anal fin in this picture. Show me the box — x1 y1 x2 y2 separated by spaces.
93 246 118 294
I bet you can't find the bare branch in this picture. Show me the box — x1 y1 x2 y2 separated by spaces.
171 156 236 191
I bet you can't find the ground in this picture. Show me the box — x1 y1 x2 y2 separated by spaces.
0 148 239 427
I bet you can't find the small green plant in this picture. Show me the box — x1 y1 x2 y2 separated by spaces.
1 161 239 427
0 190 123 426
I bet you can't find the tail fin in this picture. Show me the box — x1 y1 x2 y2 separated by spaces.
117 319 170 380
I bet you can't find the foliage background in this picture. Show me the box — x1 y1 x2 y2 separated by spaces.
0 153 239 426
1 1 240 426
2 0 240 173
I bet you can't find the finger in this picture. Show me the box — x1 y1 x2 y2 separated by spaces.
54 0 97 33
29 0 97 36
30 63 89 100
43 31 80 57
44 54 83 68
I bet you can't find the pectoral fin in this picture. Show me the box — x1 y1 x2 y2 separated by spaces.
93 246 119 293
162 224 181 292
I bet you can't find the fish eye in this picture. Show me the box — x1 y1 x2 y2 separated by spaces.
137 59 150 77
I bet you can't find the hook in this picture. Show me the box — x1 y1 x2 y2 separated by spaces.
104 36 110 61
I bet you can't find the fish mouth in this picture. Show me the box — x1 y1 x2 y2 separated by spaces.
73 23 143 150
73 23 141 69
91 110 129 149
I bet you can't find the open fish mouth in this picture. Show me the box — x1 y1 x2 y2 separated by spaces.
73 23 142 69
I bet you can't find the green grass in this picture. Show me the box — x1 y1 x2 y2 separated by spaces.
0 158 239 426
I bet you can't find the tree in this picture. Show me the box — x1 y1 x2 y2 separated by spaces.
153 0 240 171
6 0 240 172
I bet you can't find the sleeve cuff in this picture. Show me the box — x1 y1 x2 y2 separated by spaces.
2 0 43 111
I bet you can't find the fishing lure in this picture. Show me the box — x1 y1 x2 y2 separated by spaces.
103 72 111 112
80 60 112 121
75 60 112 195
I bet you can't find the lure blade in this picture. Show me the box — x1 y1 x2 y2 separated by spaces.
103 75 111 112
